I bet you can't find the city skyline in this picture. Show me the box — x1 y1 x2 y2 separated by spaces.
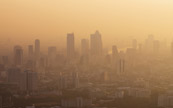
1 0 173 50
1 0 173 108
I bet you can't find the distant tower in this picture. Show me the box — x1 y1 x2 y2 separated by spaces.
112 45 119 72
81 39 89 56
132 39 137 49
67 33 75 59
112 45 119 57
35 39 40 60
14 45 23 66
145 35 154 53
119 59 125 73
28 45 34 59
48 46 57 67
90 31 103 56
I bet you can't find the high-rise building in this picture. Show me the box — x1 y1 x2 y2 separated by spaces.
8 68 38 92
81 39 89 56
24 70 38 92
14 46 23 66
48 46 57 67
8 67 21 85
119 59 125 73
112 45 119 57
145 35 154 53
112 45 119 72
67 33 75 59
90 31 103 56
28 45 34 60
35 39 40 60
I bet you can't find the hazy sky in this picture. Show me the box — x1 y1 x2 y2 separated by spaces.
0 0 173 50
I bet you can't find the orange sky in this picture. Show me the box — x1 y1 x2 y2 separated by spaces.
0 0 173 49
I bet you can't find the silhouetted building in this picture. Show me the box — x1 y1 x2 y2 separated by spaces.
67 33 75 59
48 46 57 67
90 31 103 56
24 70 38 92
28 45 34 60
14 45 23 66
112 45 119 72
112 45 119 58
119 59 125 73
145 35 154 53
35 39 40 60
8 67 38 92
8 67 21 85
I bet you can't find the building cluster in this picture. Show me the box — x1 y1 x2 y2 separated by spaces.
0 31 173 108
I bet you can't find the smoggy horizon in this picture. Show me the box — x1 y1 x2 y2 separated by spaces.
1 0 173 53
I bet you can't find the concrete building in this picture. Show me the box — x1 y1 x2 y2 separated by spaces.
90 31 103 56
35 39 40 60
14 45 23 66
67 33 75 59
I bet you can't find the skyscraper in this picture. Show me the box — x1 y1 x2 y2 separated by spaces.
112 45 119 57
112 45 119 72
24 70 38 92
81 39 89 56
28 45 34 59
90 31 103 56
48 46 57 67
67 33 75 59
119 59 125 73
35 39 40 60
14 45 23 66
8 69 38 92
145 35 154 53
